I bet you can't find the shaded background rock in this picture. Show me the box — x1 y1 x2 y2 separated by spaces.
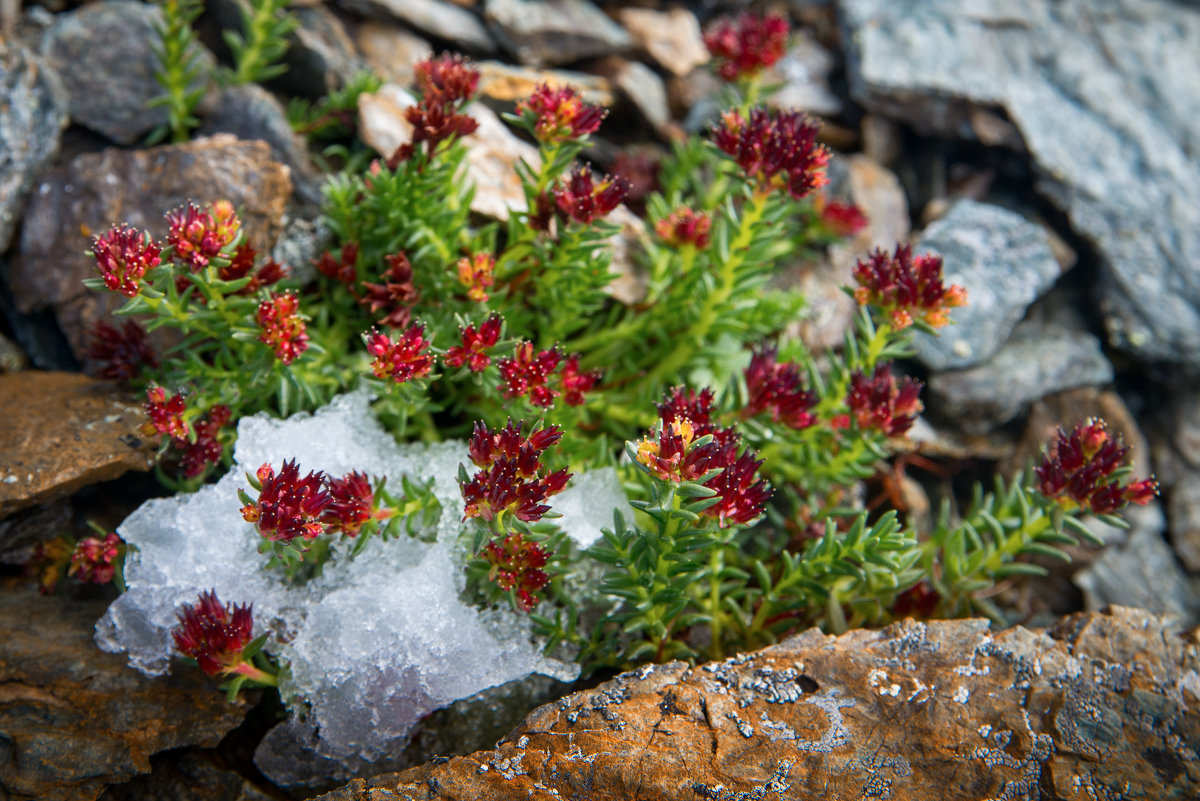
484 0 631 67
0 578 250 801
319 608 1200 800
339 0 496 54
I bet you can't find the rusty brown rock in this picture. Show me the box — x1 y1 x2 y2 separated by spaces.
8 135 292 358
319 608 1199 800
0 578 251 801
0 371 155 519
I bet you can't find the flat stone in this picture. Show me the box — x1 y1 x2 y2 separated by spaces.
8 135 292 359
39 0 214 144
0 577 250 800
913 199 1061 371
319 608 1200 800
589 56 670 135
928 322 1113 434
1169 470 1200 573
354 20 432 87
616 7 708 77
338 0 496 54
839 0 1200 372
475 60 613 108
280 4 365 97
0 40 68 254
0 371 154 519
484 0 631 67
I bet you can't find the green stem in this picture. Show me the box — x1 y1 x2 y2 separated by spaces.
706 548 725 660
229 659 277 686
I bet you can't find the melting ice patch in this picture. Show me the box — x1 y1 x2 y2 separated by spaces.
95 391 591 769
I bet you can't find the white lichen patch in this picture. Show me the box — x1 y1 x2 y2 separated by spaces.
907 678 931 702
953 686 971 704
868 668 888 688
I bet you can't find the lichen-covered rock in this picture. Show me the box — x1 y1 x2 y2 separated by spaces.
318 608 1200 800
0 578 250 801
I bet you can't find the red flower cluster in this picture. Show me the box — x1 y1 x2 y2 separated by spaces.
92 224 162 297
171 590 254 677
819 199 869 238
1034 419 1159 515
324 471 376 537
703 11 790 82
742 345 817 430
393 54 480 163
241 460 330 542
86 319 159 380
179 405 232 478
457 252 495 302
852 244 967 330
219 242 288 294
552 166 628 225
256 292 309 365
516 84 606 144
25 537 74 594
845 365 922 437
498 341 599 408
712 107 829 200
68 532 123 584
366 323 434 383
638 387 771 527
361 253 418 328
166 200 240 272
315 242 359 287
655 207 712 250
143 386 190 440
482 532 551 611
460 420 571 524
444 314 503 372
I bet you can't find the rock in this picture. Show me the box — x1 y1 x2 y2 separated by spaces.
1169 471 1200 573
0 41 68 254
670 66 722 130
0 329 29 373
99 750 273 801
354 20 432 87
912 199 1061 371
861 114 902 166
766 30 841 117
589 56 671 135
616 7 708 77
0 371 155 519
474 60 613 109
39 0 214 144
839 0 1200 373
928 322 1113 434
280 4 365 97
318 608 1200 800
197 83 322 207
1075 506 1200 626
359 85 540 222
484 0 631 67
8 135 292 358
0 499 71 564
1167 382 1200 470
0 578 250 801
339 0 496 54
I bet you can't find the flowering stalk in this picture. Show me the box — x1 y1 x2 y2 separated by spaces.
172 590 277 697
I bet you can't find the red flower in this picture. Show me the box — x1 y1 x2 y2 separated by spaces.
323 471 376 537
657 386 725 441
366 324 434 383
315 242 359 288
391 55 480 163
143 386 190 441
852 244 968 330
178 405 231 479
820 199 869 238
713 107 829 200
256 292 309 365
482 532 551 611
460 421 571 523
219 242 287 294
655 207 712 249
559 354 600 406
171 590 254 677
165 200 240 272
360 253 418 328
1034 419 1159 515
68 532 123 585
91 224 161 297
457 252 495 302
241 460 331 543
635 418 712 483
415 53 480 104
516 84 606 144
743 345 817 430
552 166 628 225
703 11 790 82
702 447 771 527
86 319 159 380
444 313 503 372
845 365 923 437
498 341 562 408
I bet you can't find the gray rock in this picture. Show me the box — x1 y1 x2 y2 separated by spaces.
339 0 496 54
1169 470 1200 573
281 4 366 97
1075 503 1200 626
590 56 671 135
355 20 433 88
767 30 841 117
0 41 68 254
1167 382 1200 470
913 199 1061 371
928 322 1113 434
839 0 1200 372
616 7 708 78
39 0 214 144
485 0 631 67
